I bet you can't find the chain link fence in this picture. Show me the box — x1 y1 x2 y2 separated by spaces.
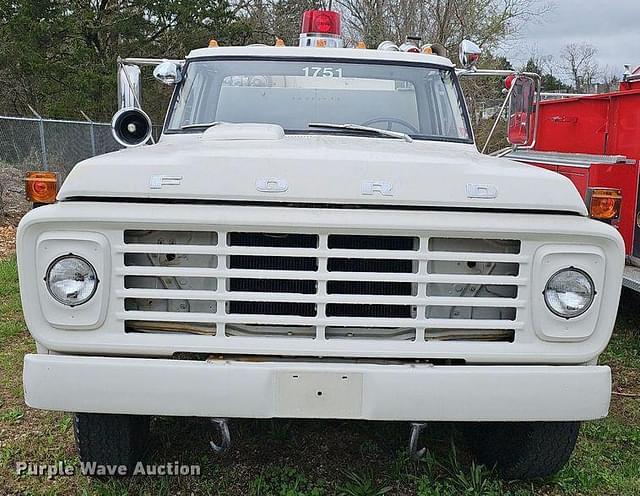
0 114 160 224
0 115 123 177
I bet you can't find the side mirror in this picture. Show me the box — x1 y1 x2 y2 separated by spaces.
459 40 481 69
117 64 141 109
153 61 183 85
111 107 152 147
507 76 536 146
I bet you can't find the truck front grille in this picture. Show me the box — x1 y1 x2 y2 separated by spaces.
120 230 524 345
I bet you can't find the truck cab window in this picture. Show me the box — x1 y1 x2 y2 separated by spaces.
166 59 471 142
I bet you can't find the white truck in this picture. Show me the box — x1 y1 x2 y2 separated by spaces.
18 10 625 479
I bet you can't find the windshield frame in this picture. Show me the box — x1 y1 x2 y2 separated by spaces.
162 55 475 145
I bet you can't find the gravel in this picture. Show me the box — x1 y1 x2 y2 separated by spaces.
1 165 30 227
0 225 16 259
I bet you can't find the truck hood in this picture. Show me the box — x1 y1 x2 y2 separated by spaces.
58 131 588 215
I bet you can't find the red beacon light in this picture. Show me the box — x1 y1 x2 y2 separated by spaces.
504 74 516 90
299 10 343 48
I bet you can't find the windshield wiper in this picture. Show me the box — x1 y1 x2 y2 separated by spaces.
180 121 223 130
308 122 413 143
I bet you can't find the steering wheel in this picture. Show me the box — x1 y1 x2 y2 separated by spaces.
361 117 420 134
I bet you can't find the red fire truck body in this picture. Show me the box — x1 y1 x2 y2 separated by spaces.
507 68 640 291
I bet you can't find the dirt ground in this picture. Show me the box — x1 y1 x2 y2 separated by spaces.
0 166 30 227
0 165 28 257
0 225 16 259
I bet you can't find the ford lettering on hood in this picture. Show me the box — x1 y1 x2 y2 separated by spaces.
59 126 587 215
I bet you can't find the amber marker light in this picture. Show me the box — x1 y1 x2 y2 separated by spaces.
586 188 622 221
25 171 58 204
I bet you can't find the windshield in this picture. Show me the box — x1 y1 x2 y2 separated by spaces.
166 58 472 142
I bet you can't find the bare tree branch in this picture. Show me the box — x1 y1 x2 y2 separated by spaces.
560 42 600 93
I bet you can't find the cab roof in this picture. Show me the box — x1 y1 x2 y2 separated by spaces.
186 46 455 68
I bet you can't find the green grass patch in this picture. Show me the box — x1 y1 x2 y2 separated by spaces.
549 415 640 495
0 406 24 423
0 256 24 345
250 466 327 496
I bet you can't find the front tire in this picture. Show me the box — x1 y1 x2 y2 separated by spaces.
462 421 580 480
74 413 150 471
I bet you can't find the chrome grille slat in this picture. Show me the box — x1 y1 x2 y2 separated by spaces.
119 266 526 284
120 230 531 344
116 245 527 262
116 245 469 260
117 310 525 329
117 289 526 307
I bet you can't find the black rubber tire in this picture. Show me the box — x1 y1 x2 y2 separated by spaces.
74 413 150 472
462 421 580 480
620 287 640 313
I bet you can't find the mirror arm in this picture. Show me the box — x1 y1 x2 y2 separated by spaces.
481 80 517 154
458 69 539 78
120 57 184 67
455 67 477 76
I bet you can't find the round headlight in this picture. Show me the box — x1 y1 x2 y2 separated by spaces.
543 268 595 318
46 255 98 306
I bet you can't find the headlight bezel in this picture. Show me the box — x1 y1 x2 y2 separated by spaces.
45 254 100 307
543 267 596 319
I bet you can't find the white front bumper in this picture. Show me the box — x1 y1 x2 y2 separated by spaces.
23 354 611 421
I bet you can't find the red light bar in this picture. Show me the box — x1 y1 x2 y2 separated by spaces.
301 10 341 36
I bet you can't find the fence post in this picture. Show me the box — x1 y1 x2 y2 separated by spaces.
28 105 48 170
80 111 97 156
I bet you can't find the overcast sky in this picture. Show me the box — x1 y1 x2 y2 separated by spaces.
499 0 639 80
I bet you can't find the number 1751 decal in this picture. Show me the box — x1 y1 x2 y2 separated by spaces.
302 67 343 77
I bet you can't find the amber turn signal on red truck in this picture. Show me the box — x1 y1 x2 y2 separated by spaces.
586 188 622 221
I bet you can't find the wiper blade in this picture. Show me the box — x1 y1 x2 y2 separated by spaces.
308 122 413 143
180 121 222 130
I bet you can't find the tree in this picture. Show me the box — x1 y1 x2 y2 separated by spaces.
336 0 550 52
235 0 323 46
600 65 621 93
560 42 600 93
522 57 568 93
0 0 249 120
0 0 552 121
337 0 388 46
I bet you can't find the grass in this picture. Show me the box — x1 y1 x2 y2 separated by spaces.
1 254 639 495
